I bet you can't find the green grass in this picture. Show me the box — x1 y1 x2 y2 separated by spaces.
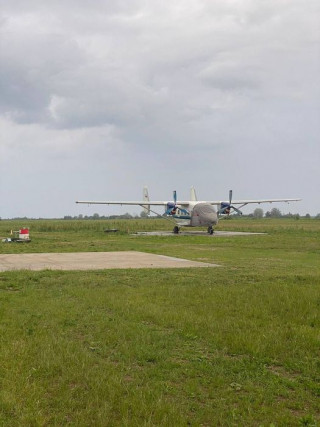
0 218 319 425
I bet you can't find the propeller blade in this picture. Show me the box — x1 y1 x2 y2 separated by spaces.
229 190 233 205
173 190 177 204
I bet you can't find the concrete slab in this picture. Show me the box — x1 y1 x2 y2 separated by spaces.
134 230 266 237
0 251 218 272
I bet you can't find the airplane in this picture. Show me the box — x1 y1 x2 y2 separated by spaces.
76 187 301 234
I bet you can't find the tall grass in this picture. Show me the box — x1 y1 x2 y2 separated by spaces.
0 218 169 233
1 216 318 234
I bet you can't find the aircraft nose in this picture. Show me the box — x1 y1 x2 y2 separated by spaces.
191 203 218 226
201 206 218 225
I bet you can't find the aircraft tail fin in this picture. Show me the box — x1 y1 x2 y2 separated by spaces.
190 186 197 201
142 186 150 215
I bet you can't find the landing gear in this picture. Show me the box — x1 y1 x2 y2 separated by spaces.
173 226 180 234
207 226 214 235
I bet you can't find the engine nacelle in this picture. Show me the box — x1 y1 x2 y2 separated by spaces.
220 202 231 214
165 202 176 215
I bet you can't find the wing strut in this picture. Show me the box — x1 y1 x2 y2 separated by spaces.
138 205 177 225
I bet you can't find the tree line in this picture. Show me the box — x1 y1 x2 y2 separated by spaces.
3 209 318 221
248 208 317 219
62 208 318 220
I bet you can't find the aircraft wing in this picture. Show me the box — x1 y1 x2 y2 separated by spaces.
203 198 301 206
76 198 301 206
76 200 168 206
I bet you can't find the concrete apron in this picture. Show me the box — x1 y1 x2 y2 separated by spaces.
0 251 219 271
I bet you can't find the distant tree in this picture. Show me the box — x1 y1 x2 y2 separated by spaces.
140 210 149 218
122 213 133 219
253 208 264 219
270 207 282 218
305 213 311 219
315 213 320 220
93 213 100 219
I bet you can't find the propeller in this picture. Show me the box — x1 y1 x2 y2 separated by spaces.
173 190 177 205
165 190 178 215
229 190 232 205
218 190 242 216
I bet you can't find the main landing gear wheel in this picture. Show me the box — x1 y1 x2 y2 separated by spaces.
173 226 180 234
207 226 214 235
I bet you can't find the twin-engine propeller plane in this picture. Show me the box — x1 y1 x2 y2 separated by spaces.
76 187 301 234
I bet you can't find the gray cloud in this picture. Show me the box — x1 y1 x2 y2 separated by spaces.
0 0 319 217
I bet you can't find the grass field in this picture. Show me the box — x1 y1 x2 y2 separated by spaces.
0 218 319 426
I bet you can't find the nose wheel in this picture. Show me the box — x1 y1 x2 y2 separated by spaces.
173 226 180 234
207 226 214 235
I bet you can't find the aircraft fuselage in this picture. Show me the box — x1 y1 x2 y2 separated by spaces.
169 202 219 228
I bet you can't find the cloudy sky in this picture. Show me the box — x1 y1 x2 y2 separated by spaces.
1 0 319 218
